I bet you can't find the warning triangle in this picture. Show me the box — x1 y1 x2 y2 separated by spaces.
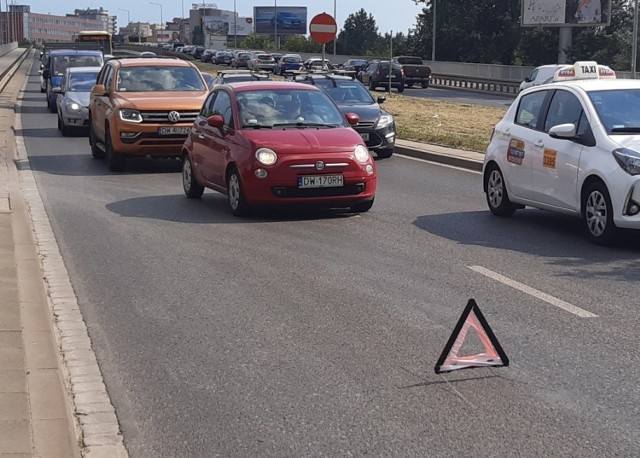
434 299 509 374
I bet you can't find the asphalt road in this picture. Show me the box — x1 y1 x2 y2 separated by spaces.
19 57 640 457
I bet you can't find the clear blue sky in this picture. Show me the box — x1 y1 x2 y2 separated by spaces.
23 1 426 35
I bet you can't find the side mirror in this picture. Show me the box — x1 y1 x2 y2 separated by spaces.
344 113 360 126
524 77 531 82
548 123 576 139
377 96 386 104
207 114 225 129
91 84 107 96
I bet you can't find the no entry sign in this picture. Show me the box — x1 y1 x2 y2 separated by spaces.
309 13 337 44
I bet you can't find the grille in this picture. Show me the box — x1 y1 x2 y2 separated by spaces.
140 110 200 124
355 121 375 128
271 183 366 198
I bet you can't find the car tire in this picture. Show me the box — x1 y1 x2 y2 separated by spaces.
226 166 251 216
182 155 204 198
89 122 105 159
583 181 617 245
48 96 56 113
40 85 45 93
485 165 516 217
58 114 71 137
351 199 374 213
421 81 429 89
105 128 126 172
376 149 393 159
369 79 376 91
57 114 62 131
397 85 405 93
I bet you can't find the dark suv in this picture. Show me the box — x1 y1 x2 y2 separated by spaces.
292 73 396 158
358 60 405 93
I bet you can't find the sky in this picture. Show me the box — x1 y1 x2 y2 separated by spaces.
21 1 426 35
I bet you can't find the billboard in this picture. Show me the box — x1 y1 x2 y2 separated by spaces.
522 0 611 27
253 6 307 35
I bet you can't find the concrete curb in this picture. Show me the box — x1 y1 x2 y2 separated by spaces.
14 56 129 458
394 139 484 172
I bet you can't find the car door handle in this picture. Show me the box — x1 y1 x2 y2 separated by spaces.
503 128 511 137
198 134 205 140
534 139 544 147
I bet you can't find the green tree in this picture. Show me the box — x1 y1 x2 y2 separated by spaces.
239 34 275 50
336 9 381 55
281 35 322 53
515 27 559 66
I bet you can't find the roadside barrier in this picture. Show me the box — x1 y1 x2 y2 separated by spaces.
431 73 519 96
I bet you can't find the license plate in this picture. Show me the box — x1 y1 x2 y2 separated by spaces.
360 133 369 141
298 175 343 189
158 127 190 136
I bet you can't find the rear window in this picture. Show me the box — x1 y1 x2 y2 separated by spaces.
283 56 300 63
257 54 273 60
396 57 423 65
52 55 103 75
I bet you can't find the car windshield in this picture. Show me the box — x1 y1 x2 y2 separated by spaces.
52 55 103 75
316 80 374 105
237 89 347 128
589 89 640 134
117 66 206 92
67 72 99 92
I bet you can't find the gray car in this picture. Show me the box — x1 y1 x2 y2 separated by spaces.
54 66 101 136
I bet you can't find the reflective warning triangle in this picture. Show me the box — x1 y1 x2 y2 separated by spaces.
434 299 509 374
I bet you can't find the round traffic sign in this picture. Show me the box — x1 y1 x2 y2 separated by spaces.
309 13 337 44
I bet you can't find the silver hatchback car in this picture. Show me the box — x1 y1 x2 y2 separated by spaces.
54 66 102 136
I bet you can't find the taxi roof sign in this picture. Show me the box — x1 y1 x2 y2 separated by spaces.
553 61 616 82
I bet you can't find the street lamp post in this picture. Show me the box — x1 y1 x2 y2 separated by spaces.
150 2 163 44
633 0 639 78
432 0 436 62
333 0 337 55
234 0 237 48
274 0 278 50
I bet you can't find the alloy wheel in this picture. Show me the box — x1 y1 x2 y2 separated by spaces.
487 169 504 209
585 190 607 237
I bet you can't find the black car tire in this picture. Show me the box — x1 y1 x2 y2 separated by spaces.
58 114 71 137
227 166 251 216
397 85 405 93
40 85 45 93
485 164 516 217
369 79 376 91
351 199 374 213
182 155 204 198
421 81 429 89
105 127 126 172
376 149 393 159
583 181 617 245
89 122 105 159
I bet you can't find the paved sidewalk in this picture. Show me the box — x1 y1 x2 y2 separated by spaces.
0 49 81 457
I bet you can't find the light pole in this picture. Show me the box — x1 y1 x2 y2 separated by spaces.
333 0 337 55
150 2 163 44
234 0 237 48
633 0 639 78
432 0 436 62
274 0 278 50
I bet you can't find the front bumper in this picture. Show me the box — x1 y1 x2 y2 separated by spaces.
61 107 89 128
608 171 640 229
112 123 192 157
353 123 396 153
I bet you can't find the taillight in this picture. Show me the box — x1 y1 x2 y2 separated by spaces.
400 68 405 76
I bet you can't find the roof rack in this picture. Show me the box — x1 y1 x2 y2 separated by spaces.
286 69 355 81
216 69 270 76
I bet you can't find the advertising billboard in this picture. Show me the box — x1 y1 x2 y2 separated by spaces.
254 6 307 35
521 0 611 27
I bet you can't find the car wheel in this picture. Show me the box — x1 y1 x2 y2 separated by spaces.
59 115 71 137
376 148 393 159
182 155 204 198
369 79 376 91
105 128 126 172
89 122 105 159
485 165 516 216
421 81 429 89
49 97 56 113
57 114 62 131
226 166 251 216
583 181 617 245
40 85 45 93
352 199 374 213
397 85 405 93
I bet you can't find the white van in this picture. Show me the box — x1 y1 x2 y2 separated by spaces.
519 64 565 92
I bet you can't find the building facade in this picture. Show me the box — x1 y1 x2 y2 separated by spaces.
73 8 116 35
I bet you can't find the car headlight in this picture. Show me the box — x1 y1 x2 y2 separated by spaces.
613 148 640 175
256 147 277 166
377 114 393 129
354 145 370 163
119 109 143 123
65 100 81 111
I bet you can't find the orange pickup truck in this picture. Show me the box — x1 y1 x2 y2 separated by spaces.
88 57 209 171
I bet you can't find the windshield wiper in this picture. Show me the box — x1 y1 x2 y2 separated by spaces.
242 124 273 129
611 126 640 133
272 122 336 128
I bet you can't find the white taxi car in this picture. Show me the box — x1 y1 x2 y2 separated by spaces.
483 61 640 244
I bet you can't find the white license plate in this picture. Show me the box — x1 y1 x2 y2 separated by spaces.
360 133 369 141
298 175 344 189
158 127 190 136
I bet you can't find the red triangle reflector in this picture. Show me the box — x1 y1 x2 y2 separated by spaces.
435 299 509 374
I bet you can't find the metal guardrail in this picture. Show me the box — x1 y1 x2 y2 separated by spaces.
431 74 519 97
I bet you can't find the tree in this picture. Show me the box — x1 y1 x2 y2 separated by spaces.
281 35 322 53
239 34 275 50
336 9 381 55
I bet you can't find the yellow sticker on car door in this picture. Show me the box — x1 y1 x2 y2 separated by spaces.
543 149 557 169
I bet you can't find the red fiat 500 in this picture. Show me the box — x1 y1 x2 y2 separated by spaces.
181 81 377 216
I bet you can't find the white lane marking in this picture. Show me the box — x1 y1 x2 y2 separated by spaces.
468 265 598 318
395 153 482 174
